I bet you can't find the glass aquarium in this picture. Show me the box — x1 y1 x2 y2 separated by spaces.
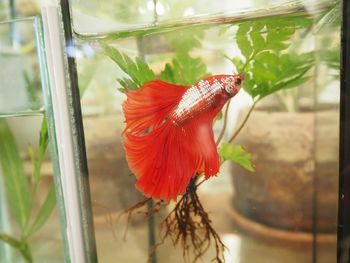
17 0 342 262
0 17 65 262
60 0 342 262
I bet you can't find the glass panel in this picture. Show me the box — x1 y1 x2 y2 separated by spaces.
0 17 65 263
71 1 340 262
314 4 340 262
0 18 44 117
70 0 334 36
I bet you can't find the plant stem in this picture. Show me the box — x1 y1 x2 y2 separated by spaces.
228 102 257 144
0 233 32 263
20 242 32 263
240 50 261 73
216 100 231 145
222 51 258 145
147 199 157 263
240 57 251 73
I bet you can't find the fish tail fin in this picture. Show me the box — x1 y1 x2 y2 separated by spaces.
124 113 220 201
124 121 191 200
123 80 192 200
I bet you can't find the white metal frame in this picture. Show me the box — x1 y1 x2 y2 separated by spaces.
41 5 86 263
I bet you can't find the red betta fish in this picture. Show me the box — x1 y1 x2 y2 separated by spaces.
123 74 243 201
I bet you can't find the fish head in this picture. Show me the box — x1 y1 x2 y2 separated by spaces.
221 74 244 97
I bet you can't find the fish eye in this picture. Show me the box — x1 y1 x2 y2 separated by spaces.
235 78 242 85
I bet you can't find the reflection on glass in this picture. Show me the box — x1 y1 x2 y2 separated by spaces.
73 1 340 262
0 17 64 263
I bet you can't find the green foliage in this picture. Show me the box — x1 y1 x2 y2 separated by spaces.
0 117 55 263
231 15 314 101
101 42 155 92
24 71 41 110
219 144 254 172
0 232 22 249
243 52 314 100
0 233 32 262
25 185 56 238
315 1 340 31
322 49 340 72
160 52 209 85
103 28 209 88
315 2 340 78
0 119 31 231
28 118 49 184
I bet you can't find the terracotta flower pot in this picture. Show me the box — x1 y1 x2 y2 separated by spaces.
231 109 338 234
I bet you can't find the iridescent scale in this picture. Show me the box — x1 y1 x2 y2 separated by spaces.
170 78 224 126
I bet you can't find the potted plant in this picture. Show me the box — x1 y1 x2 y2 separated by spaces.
223 4 340 247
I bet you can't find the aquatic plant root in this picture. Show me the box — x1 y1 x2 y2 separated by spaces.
159 178 226 263
118 197 164 240
118 179 226 262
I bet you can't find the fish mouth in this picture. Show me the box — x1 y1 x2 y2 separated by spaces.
222 74 244 96
236 74 244 90
233 74 244 94
235 74 244 85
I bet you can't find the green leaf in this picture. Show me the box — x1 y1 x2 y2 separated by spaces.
117 77 138 92
275 76 309 91
251 22 265 50
0 233 32 263
235 15 312 61
27 145 36 180
160 52 209 85
19 242 32 263
315 2 341 31
25 184 56 238
33 118 48 183
219 144 255 172
242 52 314 100
24 71 40 109
0 232 21 248
159 63 175 84
322 50 340 71
38 118 48 162
226 56 245 72
101 43 155 90
218 24 231 36
236 22 253 59
27 118 49 184
0 120 31 230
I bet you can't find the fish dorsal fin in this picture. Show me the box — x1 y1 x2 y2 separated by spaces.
123 80 188 135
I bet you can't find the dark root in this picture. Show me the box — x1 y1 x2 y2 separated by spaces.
156 178 226 263
118 178 226 263
118 197 165 241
